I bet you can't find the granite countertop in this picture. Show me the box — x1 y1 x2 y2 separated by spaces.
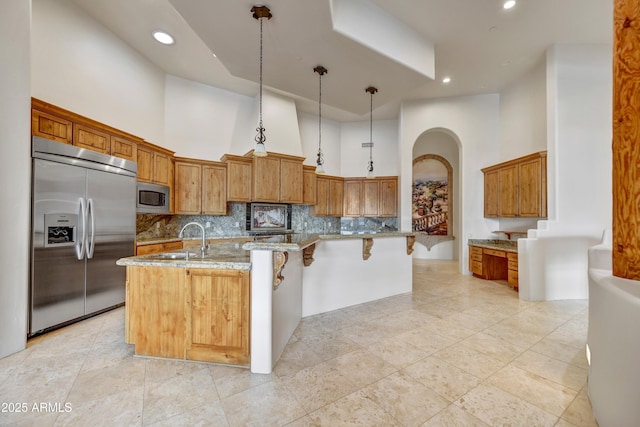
121 232 415 269
242 231 415 251
468 239 518 253
117 241 251 270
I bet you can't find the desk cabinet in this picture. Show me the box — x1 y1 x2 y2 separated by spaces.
469 245 518 290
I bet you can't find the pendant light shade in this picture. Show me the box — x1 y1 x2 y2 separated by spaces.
252 5 272 157
365 86 377 178
314 65 328 174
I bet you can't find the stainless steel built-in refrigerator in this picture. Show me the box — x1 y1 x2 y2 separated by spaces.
30 136 137 336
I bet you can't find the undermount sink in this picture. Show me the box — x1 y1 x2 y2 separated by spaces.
152 252 194 260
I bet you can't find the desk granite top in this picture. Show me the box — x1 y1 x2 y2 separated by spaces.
468 239 518 253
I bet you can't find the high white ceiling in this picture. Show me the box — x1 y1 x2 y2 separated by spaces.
71 0 612 121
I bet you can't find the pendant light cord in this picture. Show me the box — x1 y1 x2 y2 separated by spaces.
255 13 266 145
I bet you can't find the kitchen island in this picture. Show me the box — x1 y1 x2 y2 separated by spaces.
118 231 414 373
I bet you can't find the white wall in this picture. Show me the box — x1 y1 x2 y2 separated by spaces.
0 0 30 358
519 44 612 301
164 75 254 161
31 0 166 144
297 111 342 176
340 120 399 177
499 58 548 159
412 130 460 260
400 95 501 273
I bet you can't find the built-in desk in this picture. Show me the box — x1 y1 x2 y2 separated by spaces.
468 240 518 290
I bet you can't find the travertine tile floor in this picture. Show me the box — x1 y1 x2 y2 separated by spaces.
0 260 598 426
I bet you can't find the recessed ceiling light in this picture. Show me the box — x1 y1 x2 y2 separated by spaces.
442 76 451 84
152 30 175 45
503 0 516 10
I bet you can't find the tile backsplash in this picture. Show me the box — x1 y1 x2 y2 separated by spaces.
137 203 397 240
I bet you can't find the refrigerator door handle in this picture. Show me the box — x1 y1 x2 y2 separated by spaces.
77 197 87 260
87 198 96 259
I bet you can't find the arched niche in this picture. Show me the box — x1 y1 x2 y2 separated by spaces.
411 128 460 258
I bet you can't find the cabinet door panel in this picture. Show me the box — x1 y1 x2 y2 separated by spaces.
518 158 542 217
226 160 252 202
202 164 227 215
73 124 110 154
280 158 303 203
137 147 154 183
32 109 72 144
111 136 137 161
378 179 397 217
175 162 202 214
363 180 380 217
484 170 499 217
186 270 250 365
154 152 172 186
303 167 317 205
498 165 518 217
253 157 280 202
343 180 362 217
329 179 344 217
314 178 329 216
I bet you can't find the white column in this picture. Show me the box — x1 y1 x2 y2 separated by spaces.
250 250 273 374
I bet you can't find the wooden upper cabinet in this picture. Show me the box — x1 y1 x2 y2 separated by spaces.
31 98 144 161
314 175 343 217
280 157 303 204
136 145 154 183
314 177 330 216
32 109 72 144
362 180 380 217
343 179 362 217
111 136 137 162
482 151 547 218
484 170 499 217
221 154 252 202
378 177 398 217
202 163 227 215
518 156 546 217
153 150 172 187
175 158 227 215
174 160 202 215
223 151 304 204
342 177 397 217
302 165 317 205
137 142 174 186
498 165 518 217
252 155 280 202
73 123 111 154
328 177 344 217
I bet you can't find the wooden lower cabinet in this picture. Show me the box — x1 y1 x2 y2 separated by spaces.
186 269 250 365
469 245 518 290
507 252 519 289
125 266 186 359
125 266 251 366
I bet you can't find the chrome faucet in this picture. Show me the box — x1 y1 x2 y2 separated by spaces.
178 222 206 258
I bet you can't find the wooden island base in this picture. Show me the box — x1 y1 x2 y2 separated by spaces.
125 266 250 366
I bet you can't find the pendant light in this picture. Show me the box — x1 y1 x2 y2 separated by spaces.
314 65 328 174
251 5 272 157
365 86 378 178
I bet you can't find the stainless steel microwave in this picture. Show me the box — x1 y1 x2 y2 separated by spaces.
136 182 170 214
